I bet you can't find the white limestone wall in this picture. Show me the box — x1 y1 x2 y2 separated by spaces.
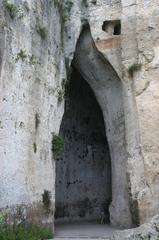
135 0 159 223
0 0 65 225
0 0 159 229
74 0 159 225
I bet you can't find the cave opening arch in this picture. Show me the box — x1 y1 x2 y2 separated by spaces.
55 65 112 223
55 23 133 228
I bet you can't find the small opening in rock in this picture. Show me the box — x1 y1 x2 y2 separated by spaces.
102 20 121 35
113 22 121 35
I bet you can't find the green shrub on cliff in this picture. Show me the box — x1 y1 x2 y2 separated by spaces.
52 133 64 154
4 1 18 19
15 49 27 62
128 63 142 77
36 24 48 40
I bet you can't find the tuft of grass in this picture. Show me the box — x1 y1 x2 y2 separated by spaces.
16 49 27 62
29 54 37 65
0 224 53 240
4 1 18 19
52 133 64 155
128 63 142 77
36 24 47 40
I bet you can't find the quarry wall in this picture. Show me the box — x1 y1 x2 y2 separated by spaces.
0 0 159 232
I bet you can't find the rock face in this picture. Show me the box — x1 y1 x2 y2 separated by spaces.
112 215 159 240
73 23 132 227
0 0 159 234
0 0 65 228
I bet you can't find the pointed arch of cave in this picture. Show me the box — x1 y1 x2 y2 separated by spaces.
55 22 134 228
55 63 112 223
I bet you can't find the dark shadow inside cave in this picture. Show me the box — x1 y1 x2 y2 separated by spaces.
55 66 112 223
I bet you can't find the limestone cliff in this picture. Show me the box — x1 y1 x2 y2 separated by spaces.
0 0 159 235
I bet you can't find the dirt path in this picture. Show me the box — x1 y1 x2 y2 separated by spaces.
54 221 119 239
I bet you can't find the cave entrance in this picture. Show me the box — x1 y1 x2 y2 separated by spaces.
55 66 112 223
55 22 133 234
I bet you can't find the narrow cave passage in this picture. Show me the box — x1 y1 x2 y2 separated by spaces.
55 66 112 223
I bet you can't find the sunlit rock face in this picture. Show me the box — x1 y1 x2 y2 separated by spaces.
0 0 159 232
0 0 64 227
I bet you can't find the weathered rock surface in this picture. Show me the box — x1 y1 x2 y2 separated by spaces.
0 0 159 233
53 215 159 239
0 0 65 227
112 215 159 240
